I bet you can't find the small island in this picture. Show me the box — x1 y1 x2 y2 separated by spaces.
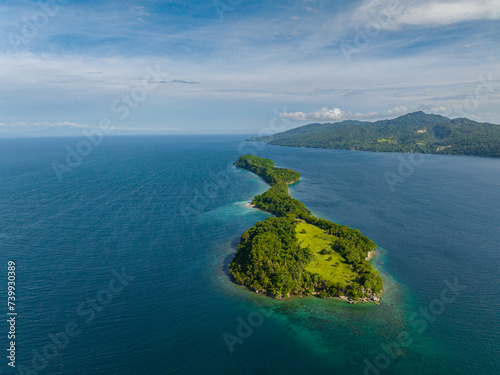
230 154 383 302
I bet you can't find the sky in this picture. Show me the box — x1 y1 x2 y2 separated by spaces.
0 0 499 136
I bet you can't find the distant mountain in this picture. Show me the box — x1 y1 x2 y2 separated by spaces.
249 112 500 157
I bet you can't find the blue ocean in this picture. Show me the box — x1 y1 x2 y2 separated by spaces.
0 135 498 374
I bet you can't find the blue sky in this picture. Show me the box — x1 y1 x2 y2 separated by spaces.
0 0 499 136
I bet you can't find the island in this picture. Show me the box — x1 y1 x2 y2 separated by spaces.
229 154 383 302
248 111 500 157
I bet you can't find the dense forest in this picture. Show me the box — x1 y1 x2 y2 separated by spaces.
229 154 383 300
249 112 500 157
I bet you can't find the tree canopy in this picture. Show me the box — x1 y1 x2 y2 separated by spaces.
230 154 383 300
249 112 500 157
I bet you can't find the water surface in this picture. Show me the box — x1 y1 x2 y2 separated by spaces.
0 136 498 374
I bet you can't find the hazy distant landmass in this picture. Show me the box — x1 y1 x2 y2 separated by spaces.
249 112 500 157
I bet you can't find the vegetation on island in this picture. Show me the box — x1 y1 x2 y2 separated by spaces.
230 154 383 301
248 112 500 157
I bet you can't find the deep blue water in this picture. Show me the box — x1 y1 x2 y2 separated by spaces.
0 136 498 375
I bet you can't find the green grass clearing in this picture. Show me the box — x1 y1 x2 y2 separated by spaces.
295 222 357 284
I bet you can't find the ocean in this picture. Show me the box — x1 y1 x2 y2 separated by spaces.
0 135 498 375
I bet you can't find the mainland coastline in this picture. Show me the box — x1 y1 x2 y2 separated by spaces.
230 154 383 303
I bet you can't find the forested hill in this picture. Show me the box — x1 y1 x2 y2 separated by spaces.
249 112 500 157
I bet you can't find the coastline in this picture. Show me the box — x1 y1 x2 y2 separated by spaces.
231 154 383 302
242 284 380 304
242 204 380 304
245 202 267 213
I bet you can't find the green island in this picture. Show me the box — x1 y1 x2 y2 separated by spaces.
249 112 500 157
229 154 383 302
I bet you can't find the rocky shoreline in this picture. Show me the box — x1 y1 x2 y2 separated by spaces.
248 286 381 304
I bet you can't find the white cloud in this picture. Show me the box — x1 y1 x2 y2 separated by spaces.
280 107 343 121
130 6 150 17
280 107 381 121
281 105 448 122
0 121 89 128
0 122 28 127
429 106 447 113
35 122 90 128
351 0 500 29
386 106 408 116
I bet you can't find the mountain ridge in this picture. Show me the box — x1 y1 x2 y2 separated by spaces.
249 112 500 157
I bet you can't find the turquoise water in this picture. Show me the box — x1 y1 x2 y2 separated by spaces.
0 136 498 374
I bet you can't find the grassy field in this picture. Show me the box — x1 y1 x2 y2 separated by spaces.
295 222 357 284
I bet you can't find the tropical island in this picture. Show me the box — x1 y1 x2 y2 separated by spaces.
229 154 383 301
248 111 500 157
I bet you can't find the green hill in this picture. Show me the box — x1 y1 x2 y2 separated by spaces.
249 112 500 157
230 154 382 301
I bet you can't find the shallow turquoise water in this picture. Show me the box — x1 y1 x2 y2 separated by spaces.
0 136 498 374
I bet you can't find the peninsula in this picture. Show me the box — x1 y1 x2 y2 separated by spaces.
230 154 383 301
